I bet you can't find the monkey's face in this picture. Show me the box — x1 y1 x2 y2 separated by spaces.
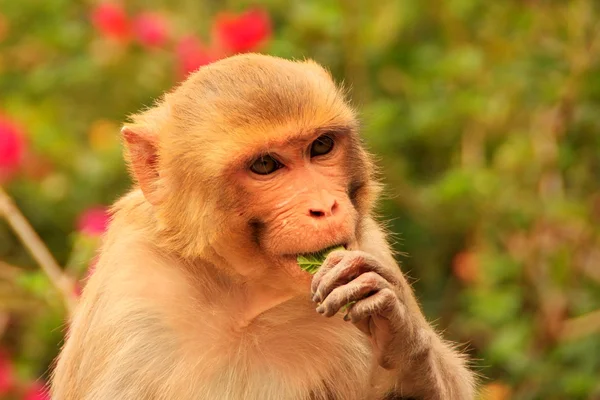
223 128 370 282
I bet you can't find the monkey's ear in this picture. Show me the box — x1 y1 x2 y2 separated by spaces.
121 126 163 205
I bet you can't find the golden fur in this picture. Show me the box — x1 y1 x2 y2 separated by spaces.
50 54 475 400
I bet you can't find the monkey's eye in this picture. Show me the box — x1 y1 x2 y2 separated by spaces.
250 155 281 175
310 135 334 157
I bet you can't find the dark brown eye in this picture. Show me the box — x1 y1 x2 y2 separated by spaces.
250 155 281 175
310 135 334 157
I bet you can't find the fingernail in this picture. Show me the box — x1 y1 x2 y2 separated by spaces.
316 305 324 314
311 293 320 303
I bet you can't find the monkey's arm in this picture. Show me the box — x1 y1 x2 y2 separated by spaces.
311 218 476 400
50 235 197 400
52 304 177 400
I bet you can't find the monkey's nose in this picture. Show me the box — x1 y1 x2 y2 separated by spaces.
308 191 339 218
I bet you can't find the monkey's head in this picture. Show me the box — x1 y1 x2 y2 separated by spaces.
122 54 380 286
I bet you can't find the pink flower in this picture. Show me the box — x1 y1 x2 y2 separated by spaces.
73 281 82 297
213 8 271 54
23 381 50 400
132 12 169 48
175 35 218 78
77 206 109 236
0 116 26 182
91 3 130 42
0 349 14 395
452 251 480 284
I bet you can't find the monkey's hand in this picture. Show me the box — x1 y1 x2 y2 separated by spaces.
310 249 425 369
310 250 475 399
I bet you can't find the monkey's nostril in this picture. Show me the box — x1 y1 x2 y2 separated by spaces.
309 209 325 218
331 201 339 214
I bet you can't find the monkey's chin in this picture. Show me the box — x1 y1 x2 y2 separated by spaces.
270 257 313 291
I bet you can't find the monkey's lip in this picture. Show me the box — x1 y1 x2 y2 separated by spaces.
285 242 348 258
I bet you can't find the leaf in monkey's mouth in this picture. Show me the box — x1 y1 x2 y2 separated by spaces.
297 244 346 274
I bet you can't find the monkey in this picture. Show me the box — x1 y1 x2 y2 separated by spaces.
50 53 476 400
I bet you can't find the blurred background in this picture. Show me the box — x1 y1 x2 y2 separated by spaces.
0 0 599 399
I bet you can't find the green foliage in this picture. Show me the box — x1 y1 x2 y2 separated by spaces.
297 245 345 274
1 0 600 399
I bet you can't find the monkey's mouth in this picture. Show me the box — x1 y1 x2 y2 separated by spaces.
293 242 348 259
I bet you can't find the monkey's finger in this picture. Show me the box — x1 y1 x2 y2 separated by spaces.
316 272 391 317
347 290 427 370
312 251 400 303
310 250 345 295
346 288 400 325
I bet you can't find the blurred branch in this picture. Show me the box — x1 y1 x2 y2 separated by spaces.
0 186 76 314
0 260 71 312
0 260 21 279
559 309 600 342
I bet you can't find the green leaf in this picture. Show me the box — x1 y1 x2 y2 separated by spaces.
297 245 345 274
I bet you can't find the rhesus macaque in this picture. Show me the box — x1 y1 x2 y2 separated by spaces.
51 54 476 400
